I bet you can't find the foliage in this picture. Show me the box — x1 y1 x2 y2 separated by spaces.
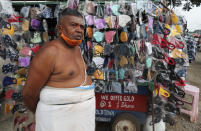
166 0 201 11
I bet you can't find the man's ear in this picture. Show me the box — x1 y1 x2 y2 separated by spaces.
57 25 62 34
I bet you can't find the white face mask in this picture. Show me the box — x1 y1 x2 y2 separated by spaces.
118 15 131 27
145 42 152 55
92 56 104 68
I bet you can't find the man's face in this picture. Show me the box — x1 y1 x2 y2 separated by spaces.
60 15 84 40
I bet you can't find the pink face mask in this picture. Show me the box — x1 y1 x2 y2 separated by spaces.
85 15 94 26
20 47 32 56
105 31 116 44
95 18 105 29
18 57 30 67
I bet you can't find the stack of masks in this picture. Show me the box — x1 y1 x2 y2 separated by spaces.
83 0 190 126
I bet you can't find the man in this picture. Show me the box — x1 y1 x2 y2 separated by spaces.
22 8 95 131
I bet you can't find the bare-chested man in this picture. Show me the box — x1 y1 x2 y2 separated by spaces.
22 8 95 131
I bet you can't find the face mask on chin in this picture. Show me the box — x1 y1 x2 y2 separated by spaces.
60 32 82 47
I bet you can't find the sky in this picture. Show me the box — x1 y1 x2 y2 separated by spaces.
173 3 201 32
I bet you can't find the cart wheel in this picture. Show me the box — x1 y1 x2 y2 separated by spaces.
111 113 140 131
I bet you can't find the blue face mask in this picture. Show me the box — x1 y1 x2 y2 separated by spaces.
93 32 103 42
129 45 135 55
146 57 152 68
111 5 120 16
119 68 125 79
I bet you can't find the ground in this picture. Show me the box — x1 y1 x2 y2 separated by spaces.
165 51 201 131
0 52 201 131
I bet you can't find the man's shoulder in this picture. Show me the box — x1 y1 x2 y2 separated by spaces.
37 40 59 56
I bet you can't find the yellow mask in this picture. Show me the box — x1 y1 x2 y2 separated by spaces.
94 45 103 55
171 13 178 24
155 86 170 98
1 25 14 36
171 49 187 59
120 32 128 43
94 69 104 80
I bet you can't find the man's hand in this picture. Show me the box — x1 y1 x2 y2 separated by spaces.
22 44 57 113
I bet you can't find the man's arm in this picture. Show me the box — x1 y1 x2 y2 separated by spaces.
22 45 57 113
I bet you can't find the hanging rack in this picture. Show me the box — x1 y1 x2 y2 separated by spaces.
11 1 67 5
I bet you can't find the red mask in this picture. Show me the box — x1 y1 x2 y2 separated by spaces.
61 32 82 47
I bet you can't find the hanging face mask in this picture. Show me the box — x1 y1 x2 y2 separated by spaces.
104 44 113 56
87 27 93 39
17 68 28 76
128 56 134 67
148 16 153 28
171 49 187 59
111 81 122 93
67 0 79 9
95 18 105 29
125 81 138 93
87 41 93 50
119 68 126 80
94 45 104 55
120 28 128 43
32 45 41 54
111 5 120 16
31 19 41 30
108 59 114 69
92 56 104 68
129 45 135 55
61 32 82 47
43 32 49 42
41 5 52 18
105 16 117 29
85 15 94 26
94 69 104 80
20 47 32 56
22 19 29 31
105 31 116 44
1 25 14 36
20 6 30 18
175 25 182 34
31 32 42 44
95 4 105 18
171 13 178 24
146 57 152 69
118 15 131 27
120 56 128 67
93 32 103 43
145 42 152 55
18 57 31 67
106 5 111 15
155 85 170 98
86 1 95 15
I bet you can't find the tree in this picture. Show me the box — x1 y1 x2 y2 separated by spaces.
166 0 201 11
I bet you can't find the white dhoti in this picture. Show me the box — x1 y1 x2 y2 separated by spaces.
35 85 95 131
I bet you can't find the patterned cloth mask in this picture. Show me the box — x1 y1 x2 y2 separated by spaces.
18 57 31 67
20 47 32 56
92 57 104 68
94 45 104 55
3 76 16 87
